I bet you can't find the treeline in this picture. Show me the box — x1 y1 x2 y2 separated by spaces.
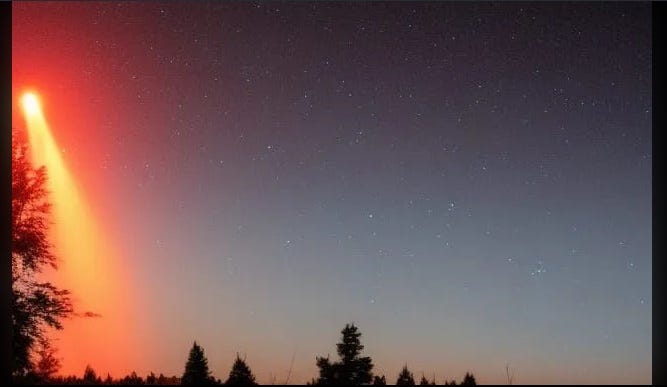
15 323 478 385
23 368 181 385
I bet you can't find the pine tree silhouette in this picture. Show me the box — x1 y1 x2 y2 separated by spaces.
83 365 101 384
146 372 157 385
419 374 436 386
119 371 144 385
224 354 257 385
396 365 415 386
461 372 477 386
314 323 374 384
314 355 336 385
181 341 216 385
372 375 387 385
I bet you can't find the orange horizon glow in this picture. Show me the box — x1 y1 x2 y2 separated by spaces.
19 90 141 377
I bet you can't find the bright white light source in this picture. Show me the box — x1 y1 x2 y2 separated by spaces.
21 92 41 116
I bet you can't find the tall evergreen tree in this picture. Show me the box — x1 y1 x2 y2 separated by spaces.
224 354 257 385
11 129 73 378
181 342 215 385
314 323 374 384
461 372 476 386
396 365 415 386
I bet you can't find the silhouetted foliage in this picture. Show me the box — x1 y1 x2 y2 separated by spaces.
419 374 436 385
12 370 42 385
314 323 374 385
181 342 216 385
83 365 102 384
314 356 335 385
41 369 188 385
396 365 415 386
445 380 458 386
372 375 386 385
145 372 157 385
119 371 144 385
33 339 61 381
11 129 73 378
461 372 476 386
156 374 182 385
224 354 257 385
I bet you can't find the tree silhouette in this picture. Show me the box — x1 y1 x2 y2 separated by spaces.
119 371 145 385
314 355 337 385
146 372 157 385
419 374 436 385
181 341 216 385
224 354 257 385
11 129 73 378
314 323 374 384
396 365 415 386
157 373 182 385
146 371 157 385
372 375 386 385
461 372 477 386
33 339 61 381
83 365 101 384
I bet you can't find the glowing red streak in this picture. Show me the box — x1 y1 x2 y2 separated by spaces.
20 91 140 377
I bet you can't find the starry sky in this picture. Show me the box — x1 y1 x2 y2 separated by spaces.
12 1 651 384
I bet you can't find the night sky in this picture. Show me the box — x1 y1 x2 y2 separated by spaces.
12 2 651 384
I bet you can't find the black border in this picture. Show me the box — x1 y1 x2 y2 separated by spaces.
652 2 665 386
1 1 12 385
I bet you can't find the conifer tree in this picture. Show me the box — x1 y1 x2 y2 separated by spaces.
314 323 374 384
119 371 144 385
83 365 101 384
224 354 257 385
396 365 415 386
146 372 157 385
461 372 476 385
181 341 215 385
